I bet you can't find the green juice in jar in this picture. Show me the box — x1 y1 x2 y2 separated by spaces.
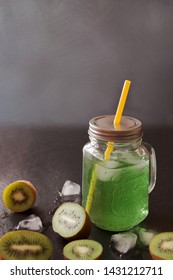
82 115 156 231
82 150 149 231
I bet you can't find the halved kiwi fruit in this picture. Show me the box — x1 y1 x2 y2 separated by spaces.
52 202 92 240
0 230 53 260
149 232 173 260
3 180 37 212
63 239 103 260
0 239 3 260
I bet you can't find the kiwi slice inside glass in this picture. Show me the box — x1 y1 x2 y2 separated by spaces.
52 202 92 240
3 180 36 212
149 232 173 260
0 230 53 260
63 239 103 260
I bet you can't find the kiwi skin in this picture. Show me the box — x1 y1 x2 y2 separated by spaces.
3 180 37 212
0 230 53 260
52 202 92 241
0 239 3 260
149 232 173 260
64 254 102 260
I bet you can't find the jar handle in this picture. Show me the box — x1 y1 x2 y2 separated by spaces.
142 142 157 193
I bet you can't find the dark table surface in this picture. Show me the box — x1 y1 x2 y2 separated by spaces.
0 125 173 260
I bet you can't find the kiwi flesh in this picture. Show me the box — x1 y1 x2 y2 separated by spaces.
52 202 92 240
149 232 173 260
0 230 53 260
3 180 36 212
63 239 103 260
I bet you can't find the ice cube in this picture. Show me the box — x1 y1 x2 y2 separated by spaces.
120 151 139 166
95 161 120 182
61 180 81 203
111 232 137 254
49 181 81 214
138 228 156 246
120 150 149 169
15 214 43 232
61 180 80 196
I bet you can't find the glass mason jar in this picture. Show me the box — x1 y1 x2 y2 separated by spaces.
82 115 156 231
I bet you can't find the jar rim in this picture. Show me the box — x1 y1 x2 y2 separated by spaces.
88 115 143 142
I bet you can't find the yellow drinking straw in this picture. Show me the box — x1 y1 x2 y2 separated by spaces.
85 80 131 214
114 80 131 124
104 80 131 160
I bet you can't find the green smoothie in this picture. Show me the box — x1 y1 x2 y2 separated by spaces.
82 149 149 231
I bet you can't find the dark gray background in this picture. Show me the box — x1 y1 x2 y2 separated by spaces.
0 0 173 127
1 1 173 260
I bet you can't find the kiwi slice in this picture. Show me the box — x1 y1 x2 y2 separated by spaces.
3 180 36 212
63 239 103 260
149 232 173 260
52 202 92 240
0 230 53 260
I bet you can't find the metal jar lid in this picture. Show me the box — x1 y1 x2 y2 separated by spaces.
88 115 143 142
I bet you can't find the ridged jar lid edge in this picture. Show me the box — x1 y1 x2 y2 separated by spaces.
88 115 143 142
